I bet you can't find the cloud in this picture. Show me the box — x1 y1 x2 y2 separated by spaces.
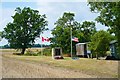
0 3 2 30
96 23 108 31
36 0 87 2
0 8 14 31
0 8 14 46
1 0 87 2
35 2 99 30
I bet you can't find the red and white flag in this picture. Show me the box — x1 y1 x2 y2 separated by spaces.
42 37 50 42
72 37 79 42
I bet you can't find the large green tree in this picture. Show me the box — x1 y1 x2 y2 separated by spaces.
89 30 113 59
3 7 48 54
88 1 120 59
51 12 96 54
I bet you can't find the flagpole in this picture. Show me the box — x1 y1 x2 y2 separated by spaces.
41 36 43 56
71 27 72 58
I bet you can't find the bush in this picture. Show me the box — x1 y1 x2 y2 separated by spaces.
25 50 37 56
89 30 112 58
43 48 52 56
37 47 52 56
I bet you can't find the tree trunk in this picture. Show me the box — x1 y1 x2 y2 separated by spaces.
21 48 26 55
96 53 98 60
91 53 93 59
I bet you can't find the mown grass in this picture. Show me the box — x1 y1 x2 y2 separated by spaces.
0 48 44 53
2 53 118 78
0 49 17 52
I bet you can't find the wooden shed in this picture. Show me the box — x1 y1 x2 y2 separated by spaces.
76 43 87 57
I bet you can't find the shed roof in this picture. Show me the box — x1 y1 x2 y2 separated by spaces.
76 43 86 45
110 40 117 44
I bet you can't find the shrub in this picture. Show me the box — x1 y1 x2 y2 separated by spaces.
89 30 113 59
37 47 52 56
43 48 52 56
25 50 37 56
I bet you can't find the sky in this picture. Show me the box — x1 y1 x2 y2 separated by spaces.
0 0 109 46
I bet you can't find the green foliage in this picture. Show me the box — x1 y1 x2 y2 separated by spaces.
88 1 120 59
89 30 113 59
2 7 48 54
25 50 37 56
51 12 96 54
43 48 52 56
51 12 76 54
79 21 96 42
36 48 52 56
0 32 2 41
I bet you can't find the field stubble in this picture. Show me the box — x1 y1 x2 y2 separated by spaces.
1 48 119 78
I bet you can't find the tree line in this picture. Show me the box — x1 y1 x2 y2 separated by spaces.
0 44 50 49
0 1 120 59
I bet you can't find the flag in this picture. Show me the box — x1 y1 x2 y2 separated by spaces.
72 37 79 42
42 37 50 42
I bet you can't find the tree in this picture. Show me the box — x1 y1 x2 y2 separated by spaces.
88 1 120 59
51 12 76 54
79 21 96 42
2 7 48 54
51 12 96 54
0 31 2 41
89 30 113 59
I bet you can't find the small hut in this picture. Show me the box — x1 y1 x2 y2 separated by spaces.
76 43 87 57
52 47 63 59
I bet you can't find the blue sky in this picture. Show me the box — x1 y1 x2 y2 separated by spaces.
0 1 108 46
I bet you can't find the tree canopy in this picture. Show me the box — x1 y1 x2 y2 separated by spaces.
80 21 96 42
2 7 48 54
89 30 113 59
88 1 120 59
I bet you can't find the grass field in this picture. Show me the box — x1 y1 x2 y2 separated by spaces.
0 48 44 53
2 50 119 78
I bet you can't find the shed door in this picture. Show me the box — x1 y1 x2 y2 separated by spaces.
55 49 61 56
76 44 84 55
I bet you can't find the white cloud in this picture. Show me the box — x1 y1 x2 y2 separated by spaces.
0 3 2 30
0 8 14 31
1 0 87 2
0 8 14 46
36 0 87 2
36 2 99 29
96 23 108 31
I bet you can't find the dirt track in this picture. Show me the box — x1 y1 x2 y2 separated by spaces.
2 54 96 78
